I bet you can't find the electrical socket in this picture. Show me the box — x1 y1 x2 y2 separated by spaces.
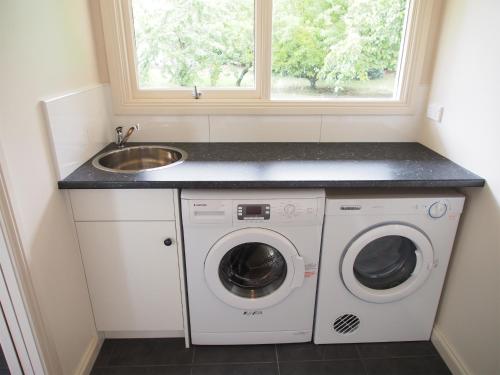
427 104 444 123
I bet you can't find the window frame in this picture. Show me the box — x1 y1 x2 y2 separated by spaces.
100 0 432 115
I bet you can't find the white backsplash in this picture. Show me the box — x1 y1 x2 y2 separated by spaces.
320 115 420 142
43 84 428 179
209 115 322 142
112 115 209 142
43 85 112 179
111 85 428 143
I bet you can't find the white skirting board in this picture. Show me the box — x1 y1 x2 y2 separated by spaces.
431 326 471 375
74 334 103 375
102 330 185 339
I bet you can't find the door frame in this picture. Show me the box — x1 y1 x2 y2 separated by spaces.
0 296 23 374
0 146 55 374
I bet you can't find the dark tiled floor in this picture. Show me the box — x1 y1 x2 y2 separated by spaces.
91 339 451 375
0 346 10 375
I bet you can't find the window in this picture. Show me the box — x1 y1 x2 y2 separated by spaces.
131 0 256 93
271 0 408 100
100 0 431 113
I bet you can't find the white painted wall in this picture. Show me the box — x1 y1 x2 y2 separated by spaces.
419 1 500 374
0 0 101 374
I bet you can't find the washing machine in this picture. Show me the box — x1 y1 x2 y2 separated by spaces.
182 189 325 345
314 190 465 344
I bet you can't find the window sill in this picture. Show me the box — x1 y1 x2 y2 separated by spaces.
112 97 418 115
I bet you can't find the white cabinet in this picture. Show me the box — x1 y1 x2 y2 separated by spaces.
70 189 185 337
70 189 175 221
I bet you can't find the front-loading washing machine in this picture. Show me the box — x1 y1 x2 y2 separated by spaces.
314 190 465 344
182 189 325 345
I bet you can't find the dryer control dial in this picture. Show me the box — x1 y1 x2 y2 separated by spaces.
284 204 296 217
429 201 448 218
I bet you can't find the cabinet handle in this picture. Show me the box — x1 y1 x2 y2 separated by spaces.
163 238 173 247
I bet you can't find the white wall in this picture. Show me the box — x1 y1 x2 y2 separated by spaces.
0 1 102 374
419 0 500 374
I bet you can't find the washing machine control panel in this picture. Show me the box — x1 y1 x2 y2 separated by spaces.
234 199 320 223
237 204 271 220
275 200 318 221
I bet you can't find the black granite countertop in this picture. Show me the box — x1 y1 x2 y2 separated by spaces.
58 142 484 189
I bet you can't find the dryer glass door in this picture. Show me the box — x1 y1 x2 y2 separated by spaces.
204 228 305 310
353 235 417 290
342 224 434 303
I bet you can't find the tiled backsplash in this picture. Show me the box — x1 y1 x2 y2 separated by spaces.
43 84 427 178
43 85 112 179
112 85 428 143
112 115 210 142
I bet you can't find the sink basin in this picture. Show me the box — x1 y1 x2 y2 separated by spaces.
92 146 187 173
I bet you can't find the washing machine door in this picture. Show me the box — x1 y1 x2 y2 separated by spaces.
204 228 305 310
342 224 434 303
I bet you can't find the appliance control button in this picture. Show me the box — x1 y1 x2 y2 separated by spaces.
429 201 448 218
284 204 296 217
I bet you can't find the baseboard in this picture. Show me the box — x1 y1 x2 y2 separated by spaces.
102 330 185 339
74 334 103 375
431 326 471 375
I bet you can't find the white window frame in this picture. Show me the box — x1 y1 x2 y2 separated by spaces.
100 0 433 115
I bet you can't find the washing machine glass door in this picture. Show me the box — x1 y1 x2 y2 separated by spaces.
342 224 434 303
204 228 305 310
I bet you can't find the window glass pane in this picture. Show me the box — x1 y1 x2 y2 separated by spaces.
131 0 255 90
271 0 409 99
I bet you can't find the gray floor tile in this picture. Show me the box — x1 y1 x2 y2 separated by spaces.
192 363 279 375
0 347 7 369
277 342 359 362
91 365 191 374
279 360 366 375
107 338 193 366
93 340 115 368
356 341 439 359
193 345 276 364
364 357 452 375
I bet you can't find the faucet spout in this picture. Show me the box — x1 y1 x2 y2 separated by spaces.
116 124 140 148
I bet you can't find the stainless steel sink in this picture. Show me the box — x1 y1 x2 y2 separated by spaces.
92 146 187 173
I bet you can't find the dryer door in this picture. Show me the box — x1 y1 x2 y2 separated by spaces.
342 224 434 303
204 228 305 310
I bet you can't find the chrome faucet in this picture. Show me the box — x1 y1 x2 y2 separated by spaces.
115 124 140 148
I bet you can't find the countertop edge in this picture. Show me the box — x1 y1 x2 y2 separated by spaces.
58 179 486 190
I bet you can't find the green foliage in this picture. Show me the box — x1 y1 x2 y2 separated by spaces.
132 0 408 92
322 0 408 90
133 0 254 88
272 0 340 88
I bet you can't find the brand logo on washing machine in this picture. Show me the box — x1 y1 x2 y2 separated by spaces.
243 311 263 316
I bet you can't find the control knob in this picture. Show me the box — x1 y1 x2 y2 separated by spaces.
428 201 448 219
284 204 296 217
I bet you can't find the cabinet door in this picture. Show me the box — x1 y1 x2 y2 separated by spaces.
76 221 183 332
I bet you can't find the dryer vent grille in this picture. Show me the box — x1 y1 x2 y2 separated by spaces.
333 314 360 334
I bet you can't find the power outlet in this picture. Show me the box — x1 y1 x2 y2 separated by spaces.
427 104 444 123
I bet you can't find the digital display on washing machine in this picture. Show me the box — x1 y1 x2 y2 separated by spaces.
237 204 270 220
